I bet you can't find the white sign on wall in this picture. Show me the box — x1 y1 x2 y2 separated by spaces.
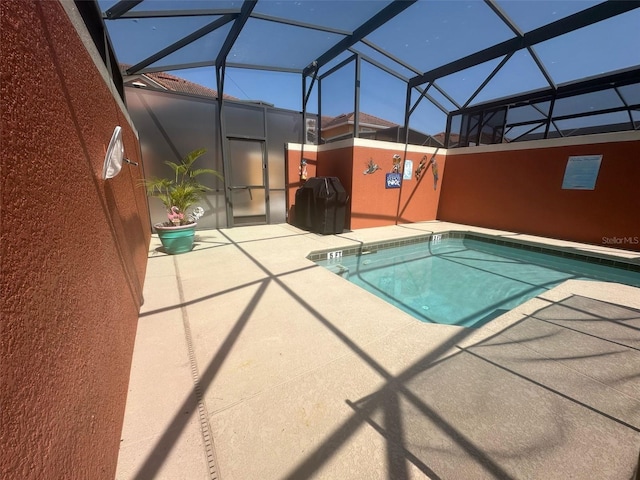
561 155 602 190
403 159 413 180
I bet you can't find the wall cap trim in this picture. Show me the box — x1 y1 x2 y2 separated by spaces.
288 130 640 156
287 138 443 154
447 130 640 155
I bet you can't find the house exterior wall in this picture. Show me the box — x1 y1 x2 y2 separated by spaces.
285 145 318 224
316 144 355 228
1 1 150 479
347 144 444 229
286 132 638 252
438 132 640 251
286 139 443 230
322 123 353 141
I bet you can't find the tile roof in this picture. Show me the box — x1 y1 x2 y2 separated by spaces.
322 112 398 129
122 66 237 100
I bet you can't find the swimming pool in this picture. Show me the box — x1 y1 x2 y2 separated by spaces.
313 233 640 328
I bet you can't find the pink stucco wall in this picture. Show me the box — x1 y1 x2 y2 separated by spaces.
1 1 151 478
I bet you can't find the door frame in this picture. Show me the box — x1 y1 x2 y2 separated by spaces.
225 136 270 227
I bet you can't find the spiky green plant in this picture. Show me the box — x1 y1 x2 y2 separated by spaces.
142 148 222 226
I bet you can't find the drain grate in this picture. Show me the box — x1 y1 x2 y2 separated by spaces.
175 257 220 480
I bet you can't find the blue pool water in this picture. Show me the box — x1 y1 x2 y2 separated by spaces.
315 236 640 328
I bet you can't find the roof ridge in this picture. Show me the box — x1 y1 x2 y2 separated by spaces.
120 64 237 100
322 111 398 128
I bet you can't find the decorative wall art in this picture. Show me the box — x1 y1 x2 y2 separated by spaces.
431 158 439 190
415 155 428 180
386 173 402 189
364 158 381 175
299 158 308 181
403 159 413 180
392 154 402 173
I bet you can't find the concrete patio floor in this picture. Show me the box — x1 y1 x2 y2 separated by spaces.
116 221 640 480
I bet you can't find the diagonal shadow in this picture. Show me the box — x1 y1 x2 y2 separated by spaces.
343 237 573 327
132 279 270 480
531 295 640 333
213 231 517 479
458 346 640 434
139 263 317 317
281 291 640 479
280 337 516 480
532 315 640 352
131 227 640 480
383 389 409 479
345 399 442 480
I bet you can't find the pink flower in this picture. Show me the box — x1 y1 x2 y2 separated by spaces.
168 206 184 222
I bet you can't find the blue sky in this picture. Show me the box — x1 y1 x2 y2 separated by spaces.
101 0 640 135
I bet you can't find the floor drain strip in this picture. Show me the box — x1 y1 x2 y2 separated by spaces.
175 257 220 480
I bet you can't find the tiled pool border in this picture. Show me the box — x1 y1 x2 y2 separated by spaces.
307 231 640 274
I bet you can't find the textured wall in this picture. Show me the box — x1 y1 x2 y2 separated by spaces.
287 133 638 246
286 140 444 230
317 145 354 229
341 145 444 229
1 1 150 479
286 145 318 224
438 135 640 251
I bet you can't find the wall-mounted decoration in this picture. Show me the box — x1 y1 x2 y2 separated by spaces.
102 126 138 179
299 158 308 181
364 158 380 175
403 159 413 180
562 155 602 190
415 155 428 180
386 173 402 189
431 158 439 190
392 154 402 174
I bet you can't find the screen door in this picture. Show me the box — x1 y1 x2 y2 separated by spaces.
228 138 267 226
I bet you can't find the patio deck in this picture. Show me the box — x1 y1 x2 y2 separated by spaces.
115 221 640 480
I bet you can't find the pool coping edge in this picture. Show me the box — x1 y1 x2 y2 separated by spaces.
306 230 640 273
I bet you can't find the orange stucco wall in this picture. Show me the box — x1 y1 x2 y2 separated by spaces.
438 136 640 251
317 145 355 228
2 1 150 479
286 140 444 231
286 146 317 224
286 134 638 250
347 146 444 229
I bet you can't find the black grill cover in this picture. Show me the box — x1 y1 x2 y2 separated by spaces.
294 177 348 234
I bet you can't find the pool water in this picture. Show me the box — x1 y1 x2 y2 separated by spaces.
316 236 640 328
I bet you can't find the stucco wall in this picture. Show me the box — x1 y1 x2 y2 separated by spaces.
317 144 354 228
286 145 318 224
287 133 638 251
287 139 444 230
1 1 150 479
438 132 640 251
346 144 444 229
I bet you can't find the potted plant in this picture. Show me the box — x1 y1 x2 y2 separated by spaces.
143 148 222 254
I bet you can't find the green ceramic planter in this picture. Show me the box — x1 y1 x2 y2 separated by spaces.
155 223 197 254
